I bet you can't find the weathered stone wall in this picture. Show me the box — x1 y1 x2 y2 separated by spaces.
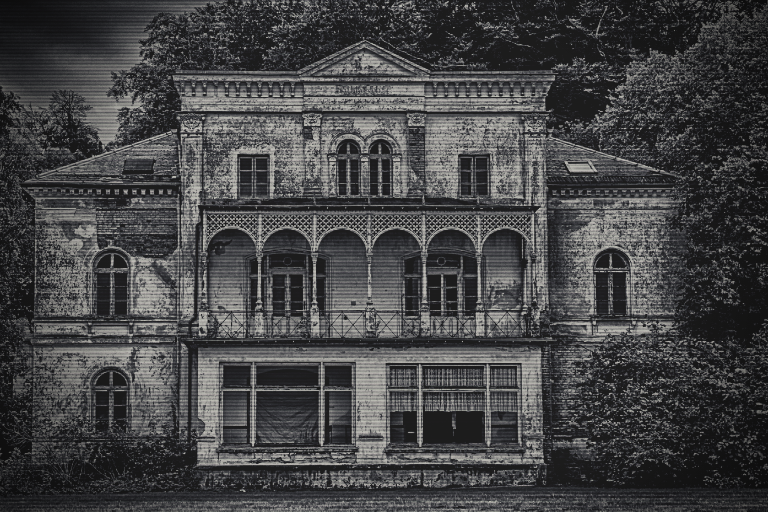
33 343 177 435
425 115 524 201
547 193 684 334
34 195 178 320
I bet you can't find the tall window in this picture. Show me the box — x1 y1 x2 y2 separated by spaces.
239 155 269 198
222 363 354 446
388 365 519 445
460 155 489 197
251 254 326 315
403 254 478 317
94 252 128 316
594 250 629 315
337 141 360 196
93 369 129 432
369 140 392 196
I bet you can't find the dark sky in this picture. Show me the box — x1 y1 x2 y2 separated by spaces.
1 0 209 143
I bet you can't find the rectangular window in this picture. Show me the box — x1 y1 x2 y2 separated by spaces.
221 363 354 446
238 156 269 198
459 156 490 197
388 364 519 446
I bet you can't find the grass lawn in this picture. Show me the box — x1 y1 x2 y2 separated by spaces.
1 487 768 512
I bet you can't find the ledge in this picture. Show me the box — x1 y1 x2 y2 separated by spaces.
217 445 358 454
385 444 525 454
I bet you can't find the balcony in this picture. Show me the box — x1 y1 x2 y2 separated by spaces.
205 309 529 340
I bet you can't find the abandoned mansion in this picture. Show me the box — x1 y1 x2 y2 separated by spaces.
22 42 682 487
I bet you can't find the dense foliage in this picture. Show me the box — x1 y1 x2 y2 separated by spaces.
0 423 198 495
0 87 102 459
590 6 768 340
578 329 768 487
108 0 766 146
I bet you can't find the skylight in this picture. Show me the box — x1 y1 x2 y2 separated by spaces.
123 159 155 174
564 160 597 174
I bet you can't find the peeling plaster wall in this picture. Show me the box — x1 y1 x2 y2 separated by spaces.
318 231 368 310
34 196 179 319
483 231 524 310
425 115 523 200
547 195 684 323
194 344 543 467
203 114 304 198
33 344 177 434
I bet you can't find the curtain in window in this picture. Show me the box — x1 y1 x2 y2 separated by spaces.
389 367 417 387
423 391 485 411
491 391 517 412
255 391 318 445
490 367 517 388
423 367 483 387
389 391 417 412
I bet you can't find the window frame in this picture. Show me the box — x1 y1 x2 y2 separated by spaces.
459 155 490 198
220 362 355 447
336 140 361 197
387 364 520 447
402 253 478 317
252 252 327 316
92 368 130 433
594 250 630 316
238 154 270 198
93 251 129 317
368 140 393 197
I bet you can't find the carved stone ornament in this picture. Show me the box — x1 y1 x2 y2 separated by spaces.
523 114 547 133
303 113 323 127
179 113 204 132
407 112 426 127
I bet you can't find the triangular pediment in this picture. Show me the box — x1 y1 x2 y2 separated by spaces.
299 41 429 78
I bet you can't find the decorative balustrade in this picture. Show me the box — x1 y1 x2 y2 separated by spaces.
206 309 528 339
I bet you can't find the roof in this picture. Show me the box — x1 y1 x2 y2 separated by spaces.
24 132 179 185
546 138 676 185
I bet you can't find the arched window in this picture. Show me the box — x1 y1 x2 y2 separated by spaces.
594 250 629 315
337 140 360 196
369 140 392 196
94 252 128 316
92 369 129 432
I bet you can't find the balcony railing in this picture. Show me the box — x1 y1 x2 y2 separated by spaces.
206 309 528 339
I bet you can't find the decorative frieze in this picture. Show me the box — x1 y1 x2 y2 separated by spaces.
178 113 204 134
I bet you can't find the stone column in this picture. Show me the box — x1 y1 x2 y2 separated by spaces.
406 112 426 197
475 251 485 338
302 112 323 197
178 113 205 335
310 252 320 337
419 249 430 337
250 253 265 337
365 253 376 337
524 114 549 336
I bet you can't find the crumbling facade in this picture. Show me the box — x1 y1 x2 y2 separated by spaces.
23 42 682 488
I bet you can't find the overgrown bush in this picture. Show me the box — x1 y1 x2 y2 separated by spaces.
578 328 768 487
0 423 198 495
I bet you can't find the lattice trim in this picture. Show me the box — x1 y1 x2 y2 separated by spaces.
262 213 312 248
316 213 368 250
205 213 258 247
425 213 477 250
370 213 423 248
481 213 532 245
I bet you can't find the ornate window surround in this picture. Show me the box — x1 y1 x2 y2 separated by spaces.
326 133 403 197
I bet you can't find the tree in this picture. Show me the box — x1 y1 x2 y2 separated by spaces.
44 90 101 158
590 6 768 340
578 329 768 487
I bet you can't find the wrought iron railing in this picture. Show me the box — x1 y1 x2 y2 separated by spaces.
206 309 527 339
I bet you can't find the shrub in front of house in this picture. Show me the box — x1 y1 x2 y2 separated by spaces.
578 328 768 487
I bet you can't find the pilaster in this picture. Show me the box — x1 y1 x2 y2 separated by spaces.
178 113 205 334
302 112 323 197
406 112 426 197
